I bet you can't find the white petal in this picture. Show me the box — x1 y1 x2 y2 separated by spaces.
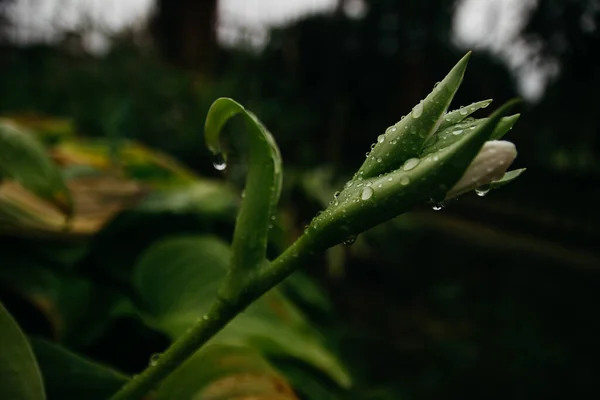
445 140 517 199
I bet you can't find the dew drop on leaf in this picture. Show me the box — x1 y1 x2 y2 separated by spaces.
452 129 463 135
412 100 424 118
400 176 410 185
403 157 420 171
149 353 162 367
361 187 374 200
378 134 385 143
212 154 227 171
432 202 444 211
475 185 490 197
459 109 468 116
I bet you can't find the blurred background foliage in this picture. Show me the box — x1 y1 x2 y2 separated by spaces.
0 0 599 399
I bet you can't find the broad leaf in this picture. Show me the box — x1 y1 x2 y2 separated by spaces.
154 344 297 400
0 252 123 347
204 98 283 273
0 120 72 216
0 302 45 400
133 235 351 387
30 337 129 400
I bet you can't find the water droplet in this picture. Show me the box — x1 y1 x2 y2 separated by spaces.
333 191 341 199
343 235 357 245
412 100 424 118
387 177 393 181
459 109 468 116
403 157 420 171
149 353 162 367
452 129 463 135
365 152 370 158
377 184 383 188
445 117 451 122
433 155 439 161
366 181 372 187
361 187 374 200
469 126 476 130
370 143 376 150
376 157 382 163
377 135 385 143
481 101 490 108
475 185 490 197
344 181 354 189
400 176 410 185
433 81 441 90
432 202 444 211
212 154 227 171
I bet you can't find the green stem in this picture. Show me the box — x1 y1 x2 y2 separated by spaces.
109 233 316 400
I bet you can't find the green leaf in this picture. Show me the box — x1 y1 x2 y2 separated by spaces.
29 337 129 400
154 344 298 400
204 98 283 273
356 52 471 179
489 168 526 190
0 302 45 400
133 235 351 387
136 180 239 220
0 120 72 216
421 114 520 156
0 251 123 347
311 100 519 248
436 99 492 131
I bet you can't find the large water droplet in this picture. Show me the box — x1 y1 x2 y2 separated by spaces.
149 353 162 367
452 129 463 135
475 185 490 197
403 157 420 171
377 134 385 143
412 101 424 118
361 187 374 200
459 109 468 116
212 154 227 171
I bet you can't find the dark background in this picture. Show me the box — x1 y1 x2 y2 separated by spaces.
1 0 600 399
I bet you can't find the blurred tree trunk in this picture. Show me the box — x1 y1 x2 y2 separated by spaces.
150 0 218 74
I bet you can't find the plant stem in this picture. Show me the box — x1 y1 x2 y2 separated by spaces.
109 233 316 400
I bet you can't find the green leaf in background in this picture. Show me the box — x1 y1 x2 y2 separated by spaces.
154 344 298 400
0 120 72 216
52 139 199 188
0 251 124 347
132 235 351 388
204 98 283 274
136 180 239 221
30 337 129 400
0 302 45 400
